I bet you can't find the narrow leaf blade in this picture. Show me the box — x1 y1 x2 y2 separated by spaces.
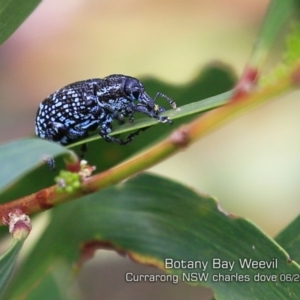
0 138 68 193
0 0 41 45
0 238 25 299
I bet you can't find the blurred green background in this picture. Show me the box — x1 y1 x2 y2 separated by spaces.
1 0 300 299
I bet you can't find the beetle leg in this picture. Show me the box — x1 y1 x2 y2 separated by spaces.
67 127 89 140
99 116 146 145
75 119 100 131
80 143 88 158
131 104 172 124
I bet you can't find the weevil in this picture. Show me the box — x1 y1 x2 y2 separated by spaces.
35 74 176 150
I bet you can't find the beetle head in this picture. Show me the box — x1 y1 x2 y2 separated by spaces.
124 77 155 109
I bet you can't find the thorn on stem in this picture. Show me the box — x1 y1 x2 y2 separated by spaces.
232 66 259 101
169 126 190 148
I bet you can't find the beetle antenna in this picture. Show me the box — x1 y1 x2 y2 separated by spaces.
154 92 176 109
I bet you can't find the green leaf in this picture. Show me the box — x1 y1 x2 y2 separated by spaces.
250 0 299 68
0 0 41 46
6 173 300 299
275 215 300 263
19 262 79 300
0 138 68 195
0 238 26 299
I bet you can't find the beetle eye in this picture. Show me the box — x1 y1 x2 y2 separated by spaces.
132 90 140 99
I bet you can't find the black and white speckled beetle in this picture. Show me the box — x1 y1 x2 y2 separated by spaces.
35 74 176 147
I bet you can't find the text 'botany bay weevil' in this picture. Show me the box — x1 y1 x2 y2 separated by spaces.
35 74 176 152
